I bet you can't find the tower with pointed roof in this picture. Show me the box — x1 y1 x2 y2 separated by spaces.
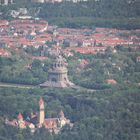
39 98 45 125
40 55 74 88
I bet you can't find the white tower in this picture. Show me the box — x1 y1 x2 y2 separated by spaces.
39 98 45 125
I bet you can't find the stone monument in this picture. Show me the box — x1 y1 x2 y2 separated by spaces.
40 55 74 88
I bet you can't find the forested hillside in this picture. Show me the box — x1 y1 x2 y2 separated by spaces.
0 46 140 140
0 0 140 29
38 0 140 29
0 0 140 139
0 87 139 140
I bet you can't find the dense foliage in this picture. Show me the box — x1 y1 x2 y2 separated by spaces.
0 86 139 140
38 0 140 29
0 45 140 89
0 52 48 85
0 45 140 140
0 0 140 29
0 1 140 139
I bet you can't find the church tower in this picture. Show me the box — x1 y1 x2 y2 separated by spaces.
39 98 45 125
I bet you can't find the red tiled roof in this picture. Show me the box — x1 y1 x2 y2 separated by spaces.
0 48 10 57
44 118 58 129
66 47 97 54
0 20 9 26
17 113 24 120
106 79 117 85
79 59 89 66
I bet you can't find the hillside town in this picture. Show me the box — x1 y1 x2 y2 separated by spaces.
0 19 140 59
0 0 140 139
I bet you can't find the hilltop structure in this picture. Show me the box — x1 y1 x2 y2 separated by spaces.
40 55 74 88
0 0 13 5
6 98 72 133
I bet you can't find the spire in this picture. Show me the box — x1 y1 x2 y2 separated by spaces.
17 113 23 120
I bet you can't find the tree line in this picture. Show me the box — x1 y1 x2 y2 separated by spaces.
0 0 140 29
0 86 139 140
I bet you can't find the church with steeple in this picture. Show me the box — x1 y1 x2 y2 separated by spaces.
5 98 72 133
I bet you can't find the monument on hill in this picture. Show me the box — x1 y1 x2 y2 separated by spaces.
40 55 74 88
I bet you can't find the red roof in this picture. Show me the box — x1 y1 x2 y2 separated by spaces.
66 47 96 54
17 113 24 120
106 79 117 85
0 48 10 57
44 118 58 129
79 59 89 66
0 20 9 26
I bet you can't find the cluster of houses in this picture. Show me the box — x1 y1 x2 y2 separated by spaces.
0 19 49 58
0 19 140 68
46 26 140 56
0 19 140 58
6 98 72 133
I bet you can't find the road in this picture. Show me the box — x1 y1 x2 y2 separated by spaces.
0 82 96 92
0 82 36 89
